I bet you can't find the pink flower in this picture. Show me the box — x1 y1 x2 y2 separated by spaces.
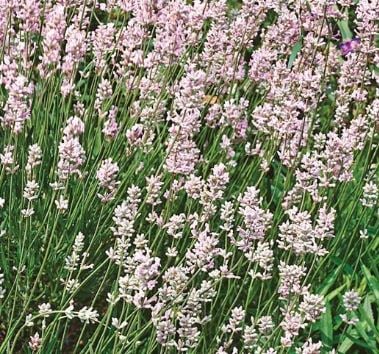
96 158 120 202
38 4 66 77
57 136 86 180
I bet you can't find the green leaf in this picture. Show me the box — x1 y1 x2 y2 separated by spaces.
320 303 333 348
288 39 303 69
337 19 353 40
318 264 343 296
331 255 354 275
93 131 103 157
338 330 355 353
362 264 379 304
326 284 347 302
355 321 377 350
360 296 379 338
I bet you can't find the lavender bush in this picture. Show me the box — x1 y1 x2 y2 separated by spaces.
0 0 378 353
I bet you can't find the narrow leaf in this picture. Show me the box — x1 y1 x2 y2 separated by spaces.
362 264 379 304
320 303 333 348
288 39 303 69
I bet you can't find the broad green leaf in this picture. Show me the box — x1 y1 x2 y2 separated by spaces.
345 331 375 351
355 321 377 350
360 296 379 338
338 331 355 353
337 19 353 40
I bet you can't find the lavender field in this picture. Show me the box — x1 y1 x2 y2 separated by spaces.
0 0 378 353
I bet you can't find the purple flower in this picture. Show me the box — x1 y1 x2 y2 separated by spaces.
339 38 360 56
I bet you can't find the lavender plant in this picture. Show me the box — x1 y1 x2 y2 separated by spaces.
0 0 378 353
